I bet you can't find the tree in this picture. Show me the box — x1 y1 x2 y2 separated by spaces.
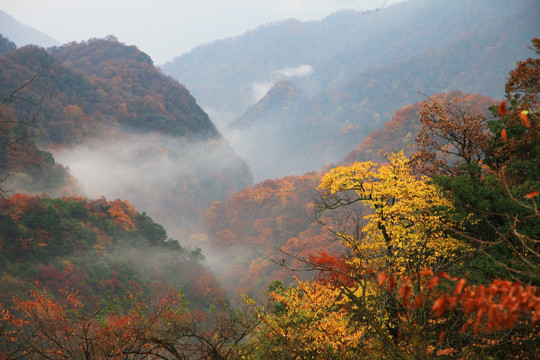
413 92 495 178
245 152 475 360
0 34 16 56
505 38 540 111
248 279 365 360
316 151 471 275
0 70 51 198
1 286 260 360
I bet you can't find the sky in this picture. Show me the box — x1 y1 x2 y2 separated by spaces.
0 0 400 65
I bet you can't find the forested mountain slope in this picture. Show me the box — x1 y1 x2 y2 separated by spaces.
204 92 499 293
0 37 252 239
163 0 539 180
0 194 224 309
0 34 16 56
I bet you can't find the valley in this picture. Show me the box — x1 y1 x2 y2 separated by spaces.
1 0 539 358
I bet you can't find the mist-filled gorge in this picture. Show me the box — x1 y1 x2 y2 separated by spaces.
1 0 539 358
52 134 251 240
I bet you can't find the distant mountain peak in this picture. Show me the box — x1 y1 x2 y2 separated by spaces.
0 9 59 48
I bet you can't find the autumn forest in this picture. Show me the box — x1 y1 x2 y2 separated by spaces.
0 0 539 359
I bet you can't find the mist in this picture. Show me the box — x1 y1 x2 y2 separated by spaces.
207 63 336 181
223 122 345 181
251 64 314 103
52 132 252 253
218 63 349 181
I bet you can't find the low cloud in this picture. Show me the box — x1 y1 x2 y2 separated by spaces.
251 81 275 103
251 64 313 103
53 132 251 241
275 64 313 77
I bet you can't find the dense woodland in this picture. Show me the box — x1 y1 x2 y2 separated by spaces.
0 2 539 359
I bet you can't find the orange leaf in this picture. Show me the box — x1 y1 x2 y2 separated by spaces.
399 284 412 303
507 312 518 328
438 331 446 346
419 268 434 277
520 111 530 127
455 278 467 295
387 274 396 291
377 272 388 288
439 272 451 280
432 297 447 316
498 101 506 116
473 308 484 334
429 276 440 290
501 129 508 142
413 292 425 309
525 191 538 199
461 319 473 333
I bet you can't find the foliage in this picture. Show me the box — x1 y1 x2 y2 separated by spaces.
0 195 224 309
413 94 494 177
204 172 340 291
0 69 78 197
240 39 540 360
0 34 16 56
248 279 365 359
317 151 472 274
0 37 252 238
204 93 495 295
1 286 259 359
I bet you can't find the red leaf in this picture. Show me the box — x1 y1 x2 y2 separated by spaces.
525 191 538 199
439 272 451 280
377 272 388 288
429 276 440 290
461 319 473 333
413 292 425 309
432 297 447 316
520 111 530 127
498 101 506 116
501 129 508 142
473 308 484 334
419 268 434 277
438 331 446 346
507 312 518 328
387 274 396 291
399 284 412 304
455 278 467 295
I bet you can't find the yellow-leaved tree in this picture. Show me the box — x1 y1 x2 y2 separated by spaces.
248 152 475 360
247 279 365 360
317 151 472 275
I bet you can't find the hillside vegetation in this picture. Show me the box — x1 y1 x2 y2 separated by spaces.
1 39 538 359
0 37 252 236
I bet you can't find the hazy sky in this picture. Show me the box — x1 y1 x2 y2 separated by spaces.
0 0 401 64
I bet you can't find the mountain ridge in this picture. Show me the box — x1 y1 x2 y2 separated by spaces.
0 38 252 243
0 10 59 48
209 0 539 180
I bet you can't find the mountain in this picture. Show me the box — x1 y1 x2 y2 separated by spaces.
202 91 500 293
163 0 539 181
0 194 224 308
0 34 16 56
0 38 220 145
0 104 79 198
161 2 426 121
0 38 252 241
0 10 59 48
